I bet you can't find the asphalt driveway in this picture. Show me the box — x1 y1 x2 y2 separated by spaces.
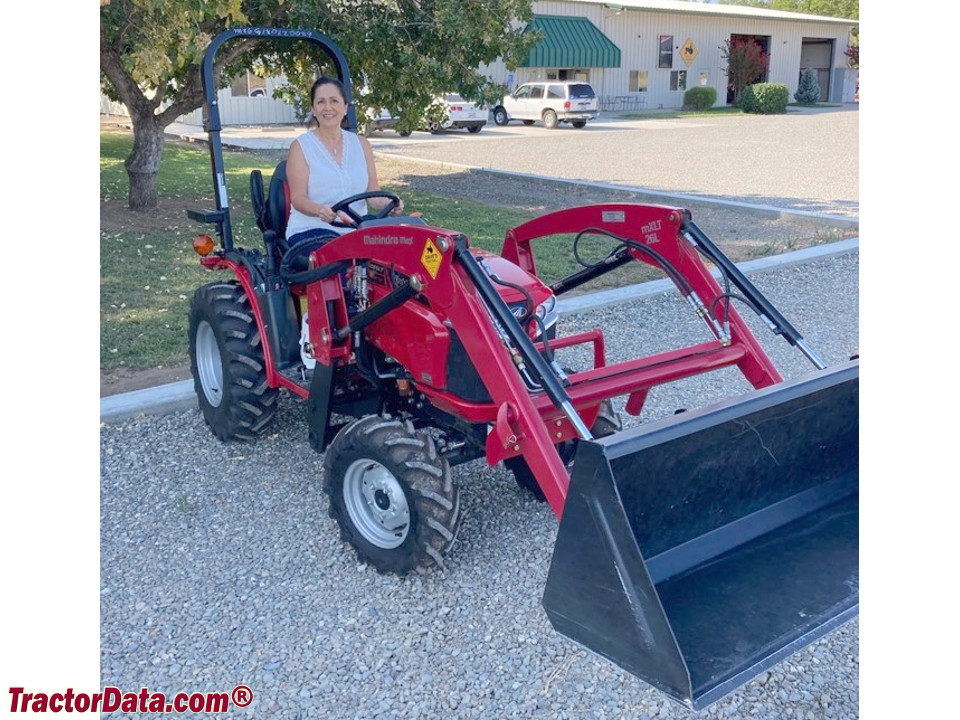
366 106 859 218
168 104 859 220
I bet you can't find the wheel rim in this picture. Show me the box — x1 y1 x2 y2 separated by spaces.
544 111 557 128
195 320 224 408
343 459 410 549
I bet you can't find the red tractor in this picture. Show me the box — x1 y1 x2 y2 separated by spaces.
187 27 858 711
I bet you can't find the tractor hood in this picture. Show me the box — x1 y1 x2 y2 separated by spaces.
471 248 554 311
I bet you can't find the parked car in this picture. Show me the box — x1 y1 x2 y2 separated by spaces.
424 93 487 134
361 107 411 136
492 81 599 129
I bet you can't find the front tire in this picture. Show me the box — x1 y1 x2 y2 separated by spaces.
323 415 462 574
493 107 509 126
188 281 279 441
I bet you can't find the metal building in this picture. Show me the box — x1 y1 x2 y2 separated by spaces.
106 0 857 126
484 0 858 111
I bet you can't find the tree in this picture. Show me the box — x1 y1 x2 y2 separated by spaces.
721 38 770 104
844 42 859 69
100 0 536 210
794 68 821 103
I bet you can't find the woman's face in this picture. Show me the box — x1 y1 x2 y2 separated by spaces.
312 83 347 129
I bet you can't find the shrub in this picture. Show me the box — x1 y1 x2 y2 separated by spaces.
738 82 789 114
683 86 717 111
794 68 821 104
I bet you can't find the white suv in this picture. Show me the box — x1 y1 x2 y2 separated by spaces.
493 81 599 129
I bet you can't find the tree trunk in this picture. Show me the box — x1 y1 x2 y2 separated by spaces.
124 111 165 211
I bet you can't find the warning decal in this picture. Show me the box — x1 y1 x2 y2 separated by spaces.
681 37 698 67
421 238 442 279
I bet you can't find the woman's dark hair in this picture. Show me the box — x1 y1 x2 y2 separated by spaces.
310 76 347 104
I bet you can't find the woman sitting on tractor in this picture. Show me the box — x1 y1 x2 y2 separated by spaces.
285 76 404 246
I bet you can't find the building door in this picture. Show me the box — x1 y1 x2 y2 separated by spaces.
800 39 834 102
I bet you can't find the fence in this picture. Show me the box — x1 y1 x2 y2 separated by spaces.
599 94 647 113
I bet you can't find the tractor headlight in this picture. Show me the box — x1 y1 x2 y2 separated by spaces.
535 295 558 335
507 295 558 339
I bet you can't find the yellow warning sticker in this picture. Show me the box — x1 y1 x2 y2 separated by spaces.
681 37 698 67
421 238 442 279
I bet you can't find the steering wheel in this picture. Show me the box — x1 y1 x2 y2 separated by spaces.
330 191 402 228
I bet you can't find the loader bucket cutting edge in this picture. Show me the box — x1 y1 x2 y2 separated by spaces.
543 360 858 710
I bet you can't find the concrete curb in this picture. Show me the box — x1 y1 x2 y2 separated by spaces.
99 238 858 424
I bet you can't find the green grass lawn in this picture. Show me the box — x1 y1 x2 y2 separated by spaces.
101 131 651 373
618 102 842 120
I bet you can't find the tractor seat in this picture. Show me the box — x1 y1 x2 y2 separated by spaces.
250 161 292 255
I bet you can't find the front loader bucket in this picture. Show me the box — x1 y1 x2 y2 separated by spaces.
543 360 858 710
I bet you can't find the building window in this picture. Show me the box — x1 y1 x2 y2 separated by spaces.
629 70 649 92
230 71 267 97
659 35 674 69
670 71 687 91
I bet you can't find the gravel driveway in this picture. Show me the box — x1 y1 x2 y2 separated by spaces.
100 250 859 718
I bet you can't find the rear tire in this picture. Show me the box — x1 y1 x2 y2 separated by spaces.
428 122 442 134
507 400 622 502
571 120 587 129
189 281 279 441
493 107 509 126
543 110 558 129
467 124 482 133
522 120 535 126
323 415 462 574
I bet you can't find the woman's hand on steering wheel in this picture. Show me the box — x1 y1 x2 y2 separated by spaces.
330 191 403 228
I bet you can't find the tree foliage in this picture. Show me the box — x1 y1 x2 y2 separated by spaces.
721 39 769 104
844 42 859 69
100 0 537 209
794 68 821 103
719 0 857 20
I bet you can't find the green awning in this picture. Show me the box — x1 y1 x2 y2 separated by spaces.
521 15 621 68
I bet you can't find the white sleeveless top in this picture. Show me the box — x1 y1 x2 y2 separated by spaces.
285 130 369 240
